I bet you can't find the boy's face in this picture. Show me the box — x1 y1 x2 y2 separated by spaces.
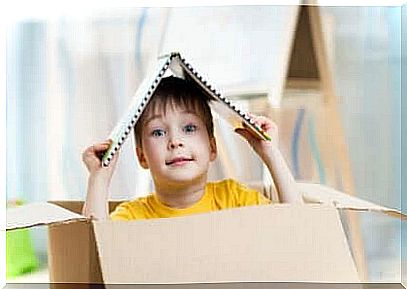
136 105 217 187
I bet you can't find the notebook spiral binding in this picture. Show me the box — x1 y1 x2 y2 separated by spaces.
102 53 176 167
102 52 267 167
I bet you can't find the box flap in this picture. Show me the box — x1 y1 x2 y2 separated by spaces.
93 205 360 284
48 200 124 214
6 202 87 231
299 183 407 220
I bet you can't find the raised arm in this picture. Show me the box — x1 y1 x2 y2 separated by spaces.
235 115 303 204
82 141 119 220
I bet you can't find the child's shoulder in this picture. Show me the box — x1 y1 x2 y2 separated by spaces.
125 194 153 206
110 194 155 220
207 178 270 207
114 194 154 212
207 178 255 192
207 178 258 199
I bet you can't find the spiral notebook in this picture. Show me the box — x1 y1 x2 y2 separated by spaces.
102 52 271 167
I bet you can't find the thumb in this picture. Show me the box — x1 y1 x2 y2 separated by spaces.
235 128 256 145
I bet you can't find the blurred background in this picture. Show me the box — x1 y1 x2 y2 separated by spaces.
5 3 405 284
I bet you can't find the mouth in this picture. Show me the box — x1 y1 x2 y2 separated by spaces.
165 157 194 166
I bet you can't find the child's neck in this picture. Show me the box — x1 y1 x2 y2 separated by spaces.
154 175 207 209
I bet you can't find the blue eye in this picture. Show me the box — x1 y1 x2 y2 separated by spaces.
151 129 166 137
184 124 197 134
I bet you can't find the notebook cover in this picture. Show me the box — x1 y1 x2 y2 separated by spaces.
102 52 270 167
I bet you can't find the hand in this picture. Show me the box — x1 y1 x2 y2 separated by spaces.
82 140 119 220
234 114 279 161
82 140 119 183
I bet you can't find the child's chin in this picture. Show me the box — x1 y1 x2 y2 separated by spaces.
165 172 204 183
167 174 198 182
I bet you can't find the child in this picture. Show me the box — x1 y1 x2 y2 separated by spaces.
82 76 302 220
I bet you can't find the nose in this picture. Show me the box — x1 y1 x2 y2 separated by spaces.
168 133 184 149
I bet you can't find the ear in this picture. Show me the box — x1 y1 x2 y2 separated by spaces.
209 137 217 162
136 146 149 169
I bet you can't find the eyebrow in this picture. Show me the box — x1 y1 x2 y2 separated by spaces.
144 114 163 126
144 110 199 126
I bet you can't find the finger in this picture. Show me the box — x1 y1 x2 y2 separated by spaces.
252 115 269 125
251 116 277 133
93 142 111 153
82 149 101 165
96 141 113 159
82 146 97 160
235 128 257 144
82 142 110 163
247 119 269 135
83 142 109 154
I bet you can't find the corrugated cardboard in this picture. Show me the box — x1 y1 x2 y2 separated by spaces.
46 201 122 284
298 183 405 219
5 187 405 286
93 205 358 284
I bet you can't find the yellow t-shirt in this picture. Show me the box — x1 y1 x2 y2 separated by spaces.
110 178 271 220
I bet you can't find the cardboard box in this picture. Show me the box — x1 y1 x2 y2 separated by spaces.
6 184 405 288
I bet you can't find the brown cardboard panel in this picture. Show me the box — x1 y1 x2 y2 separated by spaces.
48 221 103 284
45 201 129 285
93 205 359 284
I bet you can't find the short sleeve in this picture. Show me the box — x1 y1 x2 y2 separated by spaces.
110 202 135 220
232 180 272 206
